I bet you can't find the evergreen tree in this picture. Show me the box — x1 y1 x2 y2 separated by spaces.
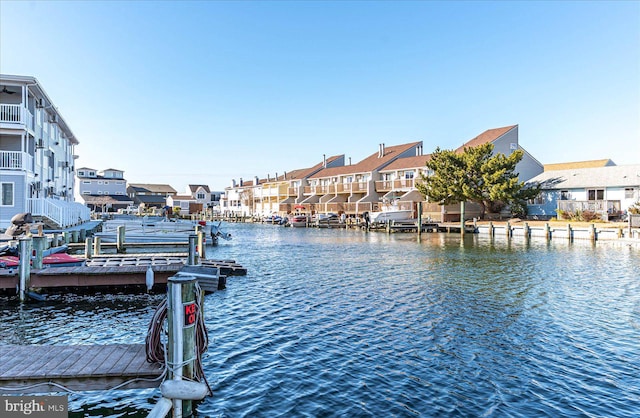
417 143 539 219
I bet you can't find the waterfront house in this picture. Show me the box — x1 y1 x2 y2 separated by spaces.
0 74 89 229
526 164 640 220
75 167 134 212
127 183 177 209
166 184 213 215
222 178 259 217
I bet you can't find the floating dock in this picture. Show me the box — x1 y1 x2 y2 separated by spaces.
0 344 163 393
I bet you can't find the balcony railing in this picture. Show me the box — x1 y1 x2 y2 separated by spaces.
0 104 22 123
558 200 621 221
0 151 34 171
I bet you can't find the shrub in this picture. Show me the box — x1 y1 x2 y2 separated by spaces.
629 201 640 215
580 210 600 222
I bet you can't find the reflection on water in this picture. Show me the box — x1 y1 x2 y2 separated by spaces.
1 224 639 417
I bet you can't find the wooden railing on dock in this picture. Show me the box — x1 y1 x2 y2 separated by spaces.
0 344 163 394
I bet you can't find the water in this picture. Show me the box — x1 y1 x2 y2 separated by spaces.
1 224 639 417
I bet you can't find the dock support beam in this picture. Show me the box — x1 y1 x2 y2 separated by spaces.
94 236 102 256
18 237 32 303
84 237 93 259
417 202 423 237
460 201 465 236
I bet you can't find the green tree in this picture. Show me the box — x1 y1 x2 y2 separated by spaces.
417 143 539 219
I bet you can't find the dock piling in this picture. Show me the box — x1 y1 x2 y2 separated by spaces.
85 237 93 259
18 237 32 303
188 234 197 265
32 236 46 270
117 225 126 253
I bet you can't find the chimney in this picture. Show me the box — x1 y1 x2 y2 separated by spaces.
348 157 351 165
323 154 326 168
255 176 259 185
380 143 385 157
275 172 278 180
239 177 243 187
284 171 287 179
232 179 236 187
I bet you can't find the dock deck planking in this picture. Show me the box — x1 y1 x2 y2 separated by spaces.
0 344 163 393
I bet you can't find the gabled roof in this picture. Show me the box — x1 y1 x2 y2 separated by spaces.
380 154 432 171
275 155 344 181
79 195 133 204
544 159 615 172
171 195 196 201
128 183 177 194
189 184 211 193
101 168 123 172
455 125 517 152
526 164 640 189
309 142 421 179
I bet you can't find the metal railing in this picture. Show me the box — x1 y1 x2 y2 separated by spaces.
558 200 621 220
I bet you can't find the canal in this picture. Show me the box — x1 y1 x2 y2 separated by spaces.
1 223 639 417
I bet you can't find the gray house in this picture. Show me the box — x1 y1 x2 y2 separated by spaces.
526 164 640 220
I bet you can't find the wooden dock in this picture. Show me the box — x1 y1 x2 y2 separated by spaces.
0 344 163 393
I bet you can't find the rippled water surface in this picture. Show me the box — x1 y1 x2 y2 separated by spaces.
1 224 639 417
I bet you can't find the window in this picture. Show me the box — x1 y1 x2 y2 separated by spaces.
82 191 90 195
405 171 414 179
83 180 91 184
197 193 205 200
560 190 570 200
104 181 109 185
587 189 604 200
78 170 86 176
1 183 14 206
625 188 635 199
528 195 545 205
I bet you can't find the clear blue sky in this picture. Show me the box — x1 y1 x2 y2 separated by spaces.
2 1 638 192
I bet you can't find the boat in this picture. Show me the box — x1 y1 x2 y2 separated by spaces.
210 221 232 246
0 245 85 269
94 216 213 243
289 215 308 227
369 201 413 224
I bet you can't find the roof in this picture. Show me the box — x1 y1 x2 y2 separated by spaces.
380 154 432 171
171 195 196 201
275 155 344 181
309 142 421 179
189 185 211 193
455 125 517 152
526 164 640 189
133 195 168 205
543 159 615 172
128 183 177 194
79 195 133 204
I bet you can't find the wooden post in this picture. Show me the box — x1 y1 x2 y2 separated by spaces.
195 225 205 260
117 225 126 253
618 227 623 239
79 228 86 242
589 224 597 242
417 201 423 237
53 232 60 247
167 274 198 417
93 236 102 256
18 237 32 303
71 230 79 243
62 231 70 245
460 201 465 236
523 222 530 240
488 221 494 237
506 220 511 240
188 234 197 265
84 237 93 259
567 224 573 241
545 223 551 241
32 236 46 270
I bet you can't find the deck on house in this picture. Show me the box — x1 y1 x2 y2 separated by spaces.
0 344 163 394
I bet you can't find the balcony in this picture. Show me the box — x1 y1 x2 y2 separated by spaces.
0 151 34 171
0 104 35 131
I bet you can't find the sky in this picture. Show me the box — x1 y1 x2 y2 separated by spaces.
1 1 638 192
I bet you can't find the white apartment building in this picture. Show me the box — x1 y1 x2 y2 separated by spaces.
0 74 89 229
75 167 133 212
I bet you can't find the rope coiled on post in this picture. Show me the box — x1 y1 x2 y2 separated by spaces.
145 288 212 395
